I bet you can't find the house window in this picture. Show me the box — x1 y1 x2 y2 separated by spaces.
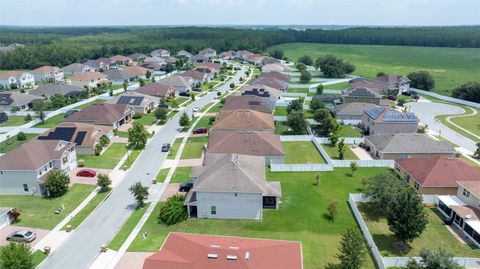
414 182 420 190
400 153 408 159
463 188 471 198
211 206 216 215
395 165 401 172
403 175 410 183
49 162 53 168
63 156 68 165
23 184 29 192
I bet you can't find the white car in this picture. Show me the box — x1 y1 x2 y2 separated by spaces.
192 106 200 112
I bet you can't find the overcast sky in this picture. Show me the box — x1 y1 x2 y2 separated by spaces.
0 0 479 26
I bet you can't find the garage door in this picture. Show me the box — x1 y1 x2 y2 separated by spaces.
0 212 11 229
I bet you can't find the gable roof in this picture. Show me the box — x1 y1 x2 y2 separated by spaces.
240 84 283 102
366 133 455 154
0 92 41 107
213 109 275 131
122 66 150 76
396 157 480 188
0 139 74 171
192 153 281 196
344 87 382 98
348 78 388 93
30 84 85 97
208 130 284 157
223 96 273 114
364 107 418 123
135 83 176 98
157 75 193 88
38 122 112 148
62 63 89 73
261 63 290 73
258 71 291 82
103 69 136 81
127 53 147 60
334 102 379 117
251 76 288 91
0 70 30 79
71 72 107 81
142 232 302 269
31 66 60 73
195 62 221 71
110 55 131 62
179 70 206 81
65 103 131 125
376 74 410 83
106 91 159 107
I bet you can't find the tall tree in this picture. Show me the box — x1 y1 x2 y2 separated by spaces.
314 55 348 78
0 242 34 269
299 70 312 83
309 96 325 110
407 71 435 91
365 172 405 212
286 99 303 114
336 227 367 269
179 112 190 129
31 99 48 123
44 169 69 197
270 50 284 60
97 174 112 192
337 138 346 160
451 82 480 103
155 107 168 123
298 55 313 66
406 248 464 269
286 111 308 135
128 121 148 148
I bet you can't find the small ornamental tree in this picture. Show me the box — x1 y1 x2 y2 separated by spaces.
155 107 168 123
158 194 188 226
474 142 480 159
309 96 325 111
406 248 464 269
8 208 21 223
337 138 346 160
229 83 235 89
336 227 367 269
327 200 339 221
129 182 149 208
44 169 69 197
316 84 324 95
16 132 26 141
128 121 148 148
97 174 112 192
179 112 190 129
298 55 313 66
299 70 312 83
0 242 34 269
365 172 405 212
122 80 128 92
350 161 358 176
32 99 48 123
386 188 428 244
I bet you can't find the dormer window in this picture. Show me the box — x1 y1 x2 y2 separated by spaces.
463 188 471 198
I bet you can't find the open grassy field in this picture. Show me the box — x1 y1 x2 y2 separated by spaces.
0 184 96 230
337 125 363 138
435 106 480 141
0 133 37 153
282 141 326 164
360 205 480 257
269 43 480 96
273 106 288 116
126 168 389 268
324 81 349 90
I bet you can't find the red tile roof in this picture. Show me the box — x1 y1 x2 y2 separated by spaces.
396 157 480 187
142 232 302 269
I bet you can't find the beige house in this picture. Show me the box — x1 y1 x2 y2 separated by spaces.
361 107 418 135
71 72 108 88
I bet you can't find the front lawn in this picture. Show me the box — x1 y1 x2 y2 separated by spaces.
127 168 389 269
273 106 288 116
321 144 359 160
282 141 326 164
193 115 214 130
167 138 182 159
156 166 193 183
180 136 208 159
337 125 363 138
34 113 65 128
78 143 128 169
360 205 480 257
0 184 96 229
287 88 310 94
62 190 110 230
121 146 143 170
0 115 29 127
108 204 149 250
0 133 37 153
133 112 158 126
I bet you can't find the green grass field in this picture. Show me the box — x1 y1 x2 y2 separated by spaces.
360 205 480 257
181 136 208 159
321 144 359 160
156 166 193 183
274 121 299 135
338 125 363 137
0 115 29 127
126 168 388 268
133 112 158 126
273 106 288 116
0 184 96 230
0 133 37 153
108 204 149 250
282 141 326 164
324 81 349 90
193 115 214 130
34 113 65 128
78 143 128 169
435 106 480 141
62 190 110 230
167 138 182 159
269 43 480 96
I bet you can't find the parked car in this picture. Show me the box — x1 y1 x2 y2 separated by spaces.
6 230 36 243
162 143 171 152
192 106 200 112
76 169 96 177
193 128 208 134
179 181 193 192
387 95 397 101
64 109 79 117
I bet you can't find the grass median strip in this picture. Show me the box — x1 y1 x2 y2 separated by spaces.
108 203 150 251
62 190 111 230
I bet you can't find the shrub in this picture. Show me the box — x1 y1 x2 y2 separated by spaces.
16 132 27 141
77 159 85 167
97 174 112 192
44 169 69 197
158 194 188 226
132 112 143 119
0 242 34 269
24 114 32 122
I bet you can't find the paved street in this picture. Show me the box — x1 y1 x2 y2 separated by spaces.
407 100 477 153
39 66 246 269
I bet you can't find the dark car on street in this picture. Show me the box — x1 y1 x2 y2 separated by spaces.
193 128 208 134
179 181 193 192
162 143 171 152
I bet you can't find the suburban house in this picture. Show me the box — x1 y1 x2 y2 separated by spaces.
30 84 85 98
364 133 455 159
176 50 192 59
140 62 163 72
262 56 282 65
219 50 236 59
207 130 284 165
122 65 150 78
376 74 411 94
135 83 177 99
342 87 382 105
195 63 221 78
191 54 210 63
143 56 165 65
0 139 77 196
62 63 92 75
261 63 290 74
0 71 35 89
394 157 480 195
127 53 147 62
157 75 194 95
251 76 288 91
334 102 379 121
106 91 160 113
246 54 265 66
103 69 137 85
361 107 419 135
236 50 254 60
258 71 291 83
110 54 133 65
0 92 42 110
223 95 273 114
83 60 100 71
179 70 208 84
240 84 283 108
70 72 108 88
160 56 176 64
185 153 282 220
38 122 114 155
142 232 303 269
151 49 170 58
213 110 275 131
199 48 217 58
31 66 64 82
64 103 133 128
95 57 116 70
437 181 480 248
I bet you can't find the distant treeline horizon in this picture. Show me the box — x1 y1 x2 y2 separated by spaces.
0 26 479 69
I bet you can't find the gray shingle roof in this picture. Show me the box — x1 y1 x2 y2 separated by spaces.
30 84 85 97
366 133 455 154
335 102 379 116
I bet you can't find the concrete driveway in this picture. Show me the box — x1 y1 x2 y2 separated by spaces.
407 101 477 153
114 252 154 269
0 225 49 247
69 168 112 186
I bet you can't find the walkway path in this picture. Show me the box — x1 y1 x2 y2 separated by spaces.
445 106 480 140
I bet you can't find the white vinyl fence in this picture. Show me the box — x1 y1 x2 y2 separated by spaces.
331 159 394 168
414 88 480 108
314 136 364 145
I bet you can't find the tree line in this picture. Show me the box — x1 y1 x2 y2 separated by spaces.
0 26 479 69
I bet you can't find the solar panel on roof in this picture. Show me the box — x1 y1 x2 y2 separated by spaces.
365 107 385 119
248 101 261 105
74 131 87 145
38 127 76 141
117 96 143 106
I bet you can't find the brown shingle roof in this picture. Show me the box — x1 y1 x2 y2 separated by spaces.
122 66 150 76
258 71 291 82
223 96 272 114
72 72 107 81
136 83 176 98
32 66 60 73
38 122 113 148
208 130 284 157
0 140 74 171
179 70 206 81
213 109 275 131
65 103 131 125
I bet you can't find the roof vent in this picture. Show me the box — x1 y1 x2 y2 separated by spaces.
207 253 218 259
245 251 250 260
466 214 472 219
229 246 239 250
210 245 221 248
227 255 238 260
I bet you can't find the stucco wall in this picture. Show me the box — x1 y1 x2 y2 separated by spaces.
0 171 43 195
196 191 263 220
